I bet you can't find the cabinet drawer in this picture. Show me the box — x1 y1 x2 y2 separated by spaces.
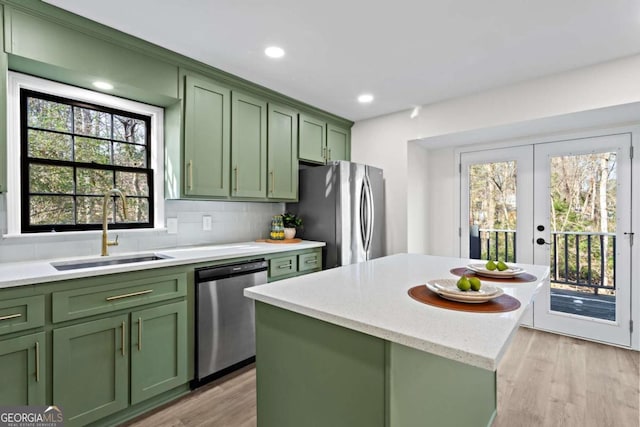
269 256 297 279
298 252 321 272
0 296 45 336
52 273 187 323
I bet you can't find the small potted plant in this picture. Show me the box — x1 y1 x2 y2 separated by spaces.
282 212 303 240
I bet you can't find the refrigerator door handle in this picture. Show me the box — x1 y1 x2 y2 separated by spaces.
360 179 368 253
365 174 375 254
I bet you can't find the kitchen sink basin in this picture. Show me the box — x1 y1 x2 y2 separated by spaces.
51 253 172 271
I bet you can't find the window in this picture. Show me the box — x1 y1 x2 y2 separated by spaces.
6 72 165 236
20 90 154 232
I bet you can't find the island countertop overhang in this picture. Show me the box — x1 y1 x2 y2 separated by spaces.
244 253 550 371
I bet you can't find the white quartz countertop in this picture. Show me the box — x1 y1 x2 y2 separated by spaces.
0 240 325 289
245 253 549 371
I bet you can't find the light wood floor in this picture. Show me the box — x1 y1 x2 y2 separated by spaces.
126 328 639 427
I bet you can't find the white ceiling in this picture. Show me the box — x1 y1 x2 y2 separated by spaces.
45 0 640 122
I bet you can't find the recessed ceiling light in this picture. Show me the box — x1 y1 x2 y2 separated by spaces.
92 81 114 90
358 94 374 103
265 46 285 59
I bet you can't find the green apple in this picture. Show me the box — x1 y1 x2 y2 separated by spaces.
469 277 482 291
497 260 509 271
485 260 497 271
457 276 471 291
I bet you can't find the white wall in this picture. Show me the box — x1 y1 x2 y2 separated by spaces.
351 54 640 256
406 142 430 253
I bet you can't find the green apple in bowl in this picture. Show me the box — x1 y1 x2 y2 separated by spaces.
485 260 497 271
497 260 509 271
469 276 482 291
456 276 471 291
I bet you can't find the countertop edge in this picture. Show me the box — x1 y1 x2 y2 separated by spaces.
245 289 498 371
0 241 326 289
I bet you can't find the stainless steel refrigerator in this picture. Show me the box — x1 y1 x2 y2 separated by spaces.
287 161 385 269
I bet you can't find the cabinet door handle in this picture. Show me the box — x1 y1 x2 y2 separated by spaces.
138 317 142 352
234 166 238 192
121 321 126 356
0 313 21 321
106 289 153 301
270 171 275 194
187 160 193 191
35 341 40 382
322 146 326 160
327 148 331 161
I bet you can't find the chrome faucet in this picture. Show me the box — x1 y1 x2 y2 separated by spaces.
101 189 128 256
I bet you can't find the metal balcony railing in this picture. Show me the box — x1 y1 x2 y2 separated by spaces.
470 228 616 295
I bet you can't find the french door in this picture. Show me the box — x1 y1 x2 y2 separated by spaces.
461 133 633 347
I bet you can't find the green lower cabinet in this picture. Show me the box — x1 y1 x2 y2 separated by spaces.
0 332 46 405
255 303 498 427
131 301 188 405
256 302 385 427
53 315 128 427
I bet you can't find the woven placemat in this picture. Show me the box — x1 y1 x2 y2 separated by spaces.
408 285 521 313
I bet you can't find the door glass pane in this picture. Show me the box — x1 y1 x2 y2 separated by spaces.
468 161 517 262
548 152 616 321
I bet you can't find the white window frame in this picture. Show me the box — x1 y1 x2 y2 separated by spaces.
6 71 165 236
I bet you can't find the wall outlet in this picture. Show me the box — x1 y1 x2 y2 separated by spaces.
166 218 178 234
202 215 212 231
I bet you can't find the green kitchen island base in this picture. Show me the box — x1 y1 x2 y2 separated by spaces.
255 302 496 427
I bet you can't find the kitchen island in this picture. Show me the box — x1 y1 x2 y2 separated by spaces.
244 253 549 427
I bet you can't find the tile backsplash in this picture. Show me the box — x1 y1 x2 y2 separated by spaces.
0 195 284 263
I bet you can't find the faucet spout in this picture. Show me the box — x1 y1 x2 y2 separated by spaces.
101 188 127 256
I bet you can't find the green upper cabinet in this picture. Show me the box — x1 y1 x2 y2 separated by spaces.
327 124 351 162
268 104 298 200
53 315 129 427
299 114 327 164
231 92 267 198
183 76 231 198
0 332 46 406
4 6 178 105
131 301 188 405
299 115 351 164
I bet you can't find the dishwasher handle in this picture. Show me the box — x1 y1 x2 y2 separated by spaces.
196 259 268 282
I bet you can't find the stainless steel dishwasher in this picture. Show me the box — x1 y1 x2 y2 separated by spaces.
193 258 268 387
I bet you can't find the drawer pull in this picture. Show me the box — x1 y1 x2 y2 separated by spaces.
278 263 292 269
121 321 126 356
106 289 153 301
305 259 317 264
35 341 40 382
0 313 21 321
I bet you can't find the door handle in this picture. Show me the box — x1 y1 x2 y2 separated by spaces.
35 341 40 382
121 320 126 356
138 317 142 351
234 166 238 192
536 238 551 246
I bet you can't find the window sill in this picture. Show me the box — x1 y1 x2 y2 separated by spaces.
3 227 169 242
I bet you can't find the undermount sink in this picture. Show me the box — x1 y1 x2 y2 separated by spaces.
51 253 172 271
